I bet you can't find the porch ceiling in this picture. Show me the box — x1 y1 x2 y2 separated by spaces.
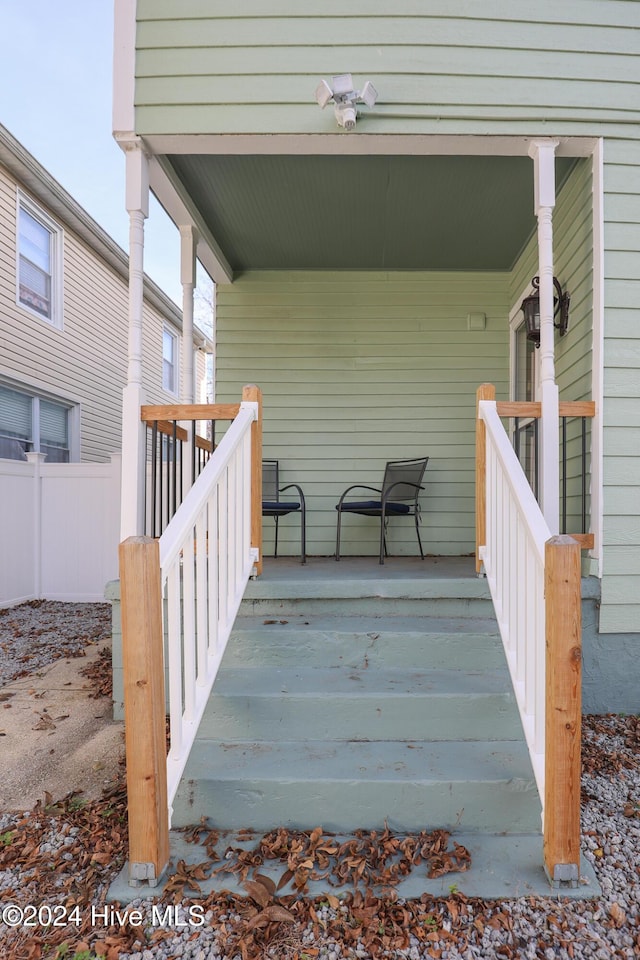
164 154 576 273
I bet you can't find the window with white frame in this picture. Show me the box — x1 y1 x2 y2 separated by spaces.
17 194 63 327
0 384 75 462
162 327 178 394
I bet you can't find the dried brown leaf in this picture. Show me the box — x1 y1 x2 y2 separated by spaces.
243 879 273 908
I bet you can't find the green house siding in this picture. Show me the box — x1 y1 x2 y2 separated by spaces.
134 1 640 137
129 1 640 634
216 271 509 558
600 139 640 633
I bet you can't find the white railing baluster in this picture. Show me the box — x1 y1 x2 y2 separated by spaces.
516 516 526 685
218 466 229 635
182 528 196 724
195 512 207 686
207 487 219 656
167 562 183 762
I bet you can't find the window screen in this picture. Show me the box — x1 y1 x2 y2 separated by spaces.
40 399 69 462
18 207 52 319
0 386 71 462
163 328 177 393
0 384 31 435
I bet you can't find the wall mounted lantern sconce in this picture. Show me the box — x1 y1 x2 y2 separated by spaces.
520 276 570 347
315 73 378 130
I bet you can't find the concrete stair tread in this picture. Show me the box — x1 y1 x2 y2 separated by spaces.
214 665 513 697
232 612 499 636
183 738 536 784
110 829 602 902
244 573 491 601
226 613 505 669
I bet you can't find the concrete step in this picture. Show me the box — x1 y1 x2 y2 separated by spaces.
227 613 503 670
201 665 520 741
241 572 495 619
172 738 541 834
241 595 495 618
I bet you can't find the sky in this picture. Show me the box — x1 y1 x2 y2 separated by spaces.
1 0 183 305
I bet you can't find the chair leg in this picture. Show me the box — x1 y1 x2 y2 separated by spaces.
415 513 425 559
301 503 306 564
274 516 279 558
379 514 386 565
335 508 342 560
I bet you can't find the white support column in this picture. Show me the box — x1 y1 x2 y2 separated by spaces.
179 226 197 492
120 139 150 540
529 139 560 535
180 225 197 404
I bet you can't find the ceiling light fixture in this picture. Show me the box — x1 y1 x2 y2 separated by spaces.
315 73 378 131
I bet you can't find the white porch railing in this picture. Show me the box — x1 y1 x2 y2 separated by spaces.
478 397 550 798
160 400 259 815
476 383 584 887
119 385 262 886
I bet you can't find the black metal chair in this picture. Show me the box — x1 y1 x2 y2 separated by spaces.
262 459 306 564
335 457 429 564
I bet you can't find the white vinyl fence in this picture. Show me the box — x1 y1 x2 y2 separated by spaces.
0 453 121 606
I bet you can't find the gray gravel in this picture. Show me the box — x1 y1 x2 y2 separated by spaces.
0 602 638 959
0 600 111 685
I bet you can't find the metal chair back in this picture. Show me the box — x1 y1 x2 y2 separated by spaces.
382 457 429 503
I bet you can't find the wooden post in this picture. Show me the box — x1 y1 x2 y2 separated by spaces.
476 383 495 574
243 384 263 576
544 534 582 887
119 536 169 886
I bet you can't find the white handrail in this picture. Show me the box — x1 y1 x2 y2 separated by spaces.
158 400 259 818
479 399 551 804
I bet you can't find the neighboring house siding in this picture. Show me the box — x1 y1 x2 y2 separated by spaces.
216 270 509 558
134 0 640 137
0 163 186 463
600 138 640 633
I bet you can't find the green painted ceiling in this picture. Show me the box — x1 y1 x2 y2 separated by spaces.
166 154 576 272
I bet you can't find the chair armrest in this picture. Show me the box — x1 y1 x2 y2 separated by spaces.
280 483 305 508
382 481 425 504
337 484 382 508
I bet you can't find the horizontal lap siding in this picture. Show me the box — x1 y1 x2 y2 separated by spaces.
216 271 509 558
134 1 640 136
600 138 640 632
0 166 182 463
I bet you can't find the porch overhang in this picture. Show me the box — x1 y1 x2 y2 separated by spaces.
142 135 595 282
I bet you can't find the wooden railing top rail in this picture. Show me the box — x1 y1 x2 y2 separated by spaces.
496 400 596 419
152 419 188 443
143 417 213 452
141 403 241 423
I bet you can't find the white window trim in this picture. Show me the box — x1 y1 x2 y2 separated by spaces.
162 326 179 396
0 377 79 462
16 191 64 330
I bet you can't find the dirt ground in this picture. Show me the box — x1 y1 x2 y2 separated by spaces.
0 636 124 812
